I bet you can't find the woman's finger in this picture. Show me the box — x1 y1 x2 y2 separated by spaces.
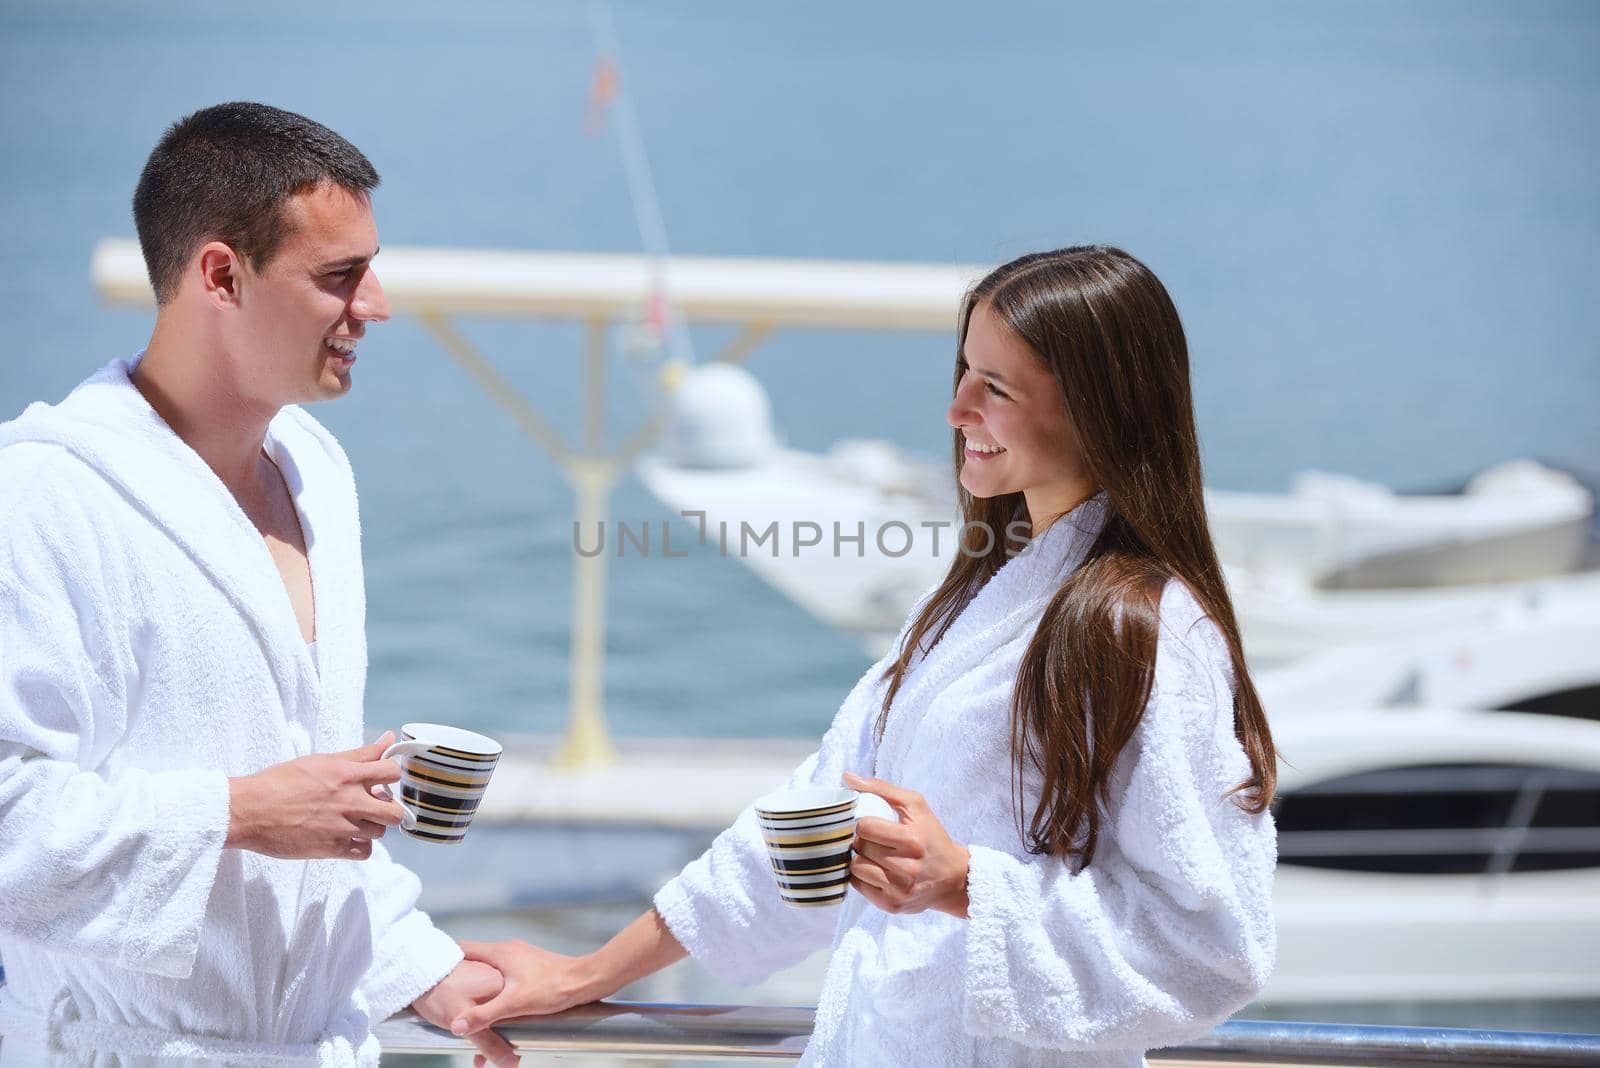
854 834 920 869
842 772 923 817
849 872 897 913
459 940 513 971
849 852 894 892
855 816 917 851
852 836 891 864
451 988 521 1036
352 819 388 840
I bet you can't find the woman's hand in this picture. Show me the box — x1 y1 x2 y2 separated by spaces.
450 908 689 1068
448 940 597 1054
842 772 971 919
410 959 517 1067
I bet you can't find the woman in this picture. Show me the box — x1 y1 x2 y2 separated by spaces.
453 246 1278 1066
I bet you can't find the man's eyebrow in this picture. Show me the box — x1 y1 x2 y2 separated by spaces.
317 246 379 272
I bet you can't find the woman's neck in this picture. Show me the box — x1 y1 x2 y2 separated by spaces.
1025 481 1101 537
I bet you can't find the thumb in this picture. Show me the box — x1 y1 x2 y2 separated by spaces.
339 731 396 762
451 989 517 1036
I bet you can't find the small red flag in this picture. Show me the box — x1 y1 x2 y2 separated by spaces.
585 58 619 136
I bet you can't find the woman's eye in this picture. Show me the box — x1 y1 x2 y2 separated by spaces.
985 381 1009 399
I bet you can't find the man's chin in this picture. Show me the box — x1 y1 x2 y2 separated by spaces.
314 365 354 399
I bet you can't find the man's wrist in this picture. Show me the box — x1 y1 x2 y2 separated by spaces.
223 774 260 851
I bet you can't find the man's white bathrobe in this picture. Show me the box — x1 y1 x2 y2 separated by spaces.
0 357 462 1065
654 494 1277 1066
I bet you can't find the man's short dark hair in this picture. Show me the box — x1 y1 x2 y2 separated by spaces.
132 102 380 304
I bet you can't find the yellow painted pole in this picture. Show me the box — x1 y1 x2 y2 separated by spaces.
552 320 619 767
554 456 619 767
420 311 783 770
416 311 573 467
715 320 775 366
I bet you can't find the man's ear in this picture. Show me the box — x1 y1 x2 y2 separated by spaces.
196 241 244 310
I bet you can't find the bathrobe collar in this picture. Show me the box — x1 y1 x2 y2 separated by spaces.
878 492 1108 763
0 355 355 718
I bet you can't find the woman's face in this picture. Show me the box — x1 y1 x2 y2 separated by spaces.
946 300 1096 531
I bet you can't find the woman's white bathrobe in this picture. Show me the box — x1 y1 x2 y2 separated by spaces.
0 357 462 1065
654 495 1277 1066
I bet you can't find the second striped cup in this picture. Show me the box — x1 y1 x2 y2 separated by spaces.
755 787 866 908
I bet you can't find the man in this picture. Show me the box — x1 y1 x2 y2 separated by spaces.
0 103 513 1065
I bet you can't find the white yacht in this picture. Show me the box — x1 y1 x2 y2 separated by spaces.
637 363 1597 661
1255 582 1600 714
1267 709 1600 1004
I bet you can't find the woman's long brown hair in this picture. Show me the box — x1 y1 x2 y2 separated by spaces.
879 246 1275 867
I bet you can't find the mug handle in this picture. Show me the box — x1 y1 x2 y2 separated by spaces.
380 739 433 832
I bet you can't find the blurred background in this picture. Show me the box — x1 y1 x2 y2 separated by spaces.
3 0 1598 1060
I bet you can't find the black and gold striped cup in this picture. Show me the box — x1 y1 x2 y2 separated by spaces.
755 787 861 908
381 723 501 844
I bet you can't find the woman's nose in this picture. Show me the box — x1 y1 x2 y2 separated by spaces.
947 382 977 430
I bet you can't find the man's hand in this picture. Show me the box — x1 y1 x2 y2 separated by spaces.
412 960 517 1067
225 733 409 860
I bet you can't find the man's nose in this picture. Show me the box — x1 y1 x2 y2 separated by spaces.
351 267 391 323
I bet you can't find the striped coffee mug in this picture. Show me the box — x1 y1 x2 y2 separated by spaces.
381 723 501 844
756 787 880 908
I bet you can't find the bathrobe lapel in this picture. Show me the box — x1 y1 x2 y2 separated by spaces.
876 496 1108 770
263 413 366 750
3 359 329 731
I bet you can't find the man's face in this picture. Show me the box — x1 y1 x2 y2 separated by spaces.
228 182 389 406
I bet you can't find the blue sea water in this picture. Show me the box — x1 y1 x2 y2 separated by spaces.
2 0 1597 741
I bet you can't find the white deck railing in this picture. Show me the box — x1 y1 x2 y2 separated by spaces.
375 1002 1600 1065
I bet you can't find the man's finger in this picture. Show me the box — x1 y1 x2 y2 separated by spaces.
467 1026 518 1068
359 795 408 827
337 732 395 763
352 818 389 841
352 757 403 786
842 772 920 816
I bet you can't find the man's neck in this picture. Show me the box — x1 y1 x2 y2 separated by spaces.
133 322 278 497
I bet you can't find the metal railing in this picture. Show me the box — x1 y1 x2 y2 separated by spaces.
375 1003 1600 1065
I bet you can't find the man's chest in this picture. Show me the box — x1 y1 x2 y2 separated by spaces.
239 458 316 643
